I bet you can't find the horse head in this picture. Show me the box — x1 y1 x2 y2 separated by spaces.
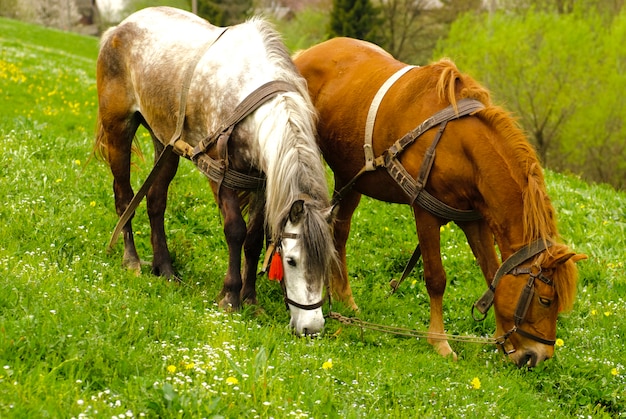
492 243 587 367
276 197 338 337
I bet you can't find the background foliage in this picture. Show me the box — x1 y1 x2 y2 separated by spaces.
437 9 626 189
1 15 625 418
2 0 625 189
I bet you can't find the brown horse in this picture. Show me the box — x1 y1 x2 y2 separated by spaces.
95 7 337 336
294 37 586 366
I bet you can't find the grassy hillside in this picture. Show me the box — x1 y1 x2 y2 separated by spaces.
0 17 624 418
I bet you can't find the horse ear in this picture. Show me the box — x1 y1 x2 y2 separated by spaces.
324 203 340 224
289 199 305 224
547 251 587 267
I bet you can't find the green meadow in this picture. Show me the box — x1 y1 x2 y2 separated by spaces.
0 17 624 418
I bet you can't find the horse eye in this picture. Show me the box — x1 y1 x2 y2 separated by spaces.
286 257 297 267
538 297 552 307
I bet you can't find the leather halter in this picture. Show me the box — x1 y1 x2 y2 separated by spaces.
262 232 328 311
472 239 557 348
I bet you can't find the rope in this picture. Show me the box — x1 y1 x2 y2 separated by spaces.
327 311 496 345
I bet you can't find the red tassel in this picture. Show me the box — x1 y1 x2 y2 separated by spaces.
268 250 284 281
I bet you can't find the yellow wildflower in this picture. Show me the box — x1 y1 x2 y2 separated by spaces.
185 362 195 370
555 338 564 347
74 159 81 165
167 365 176 374
470 377 481 390
611 368 619 376
90 201 96 207
225 376 239 385
322 359 333 370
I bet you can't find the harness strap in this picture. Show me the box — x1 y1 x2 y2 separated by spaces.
382 106 482 222
192 80 297 158
514 276 535 326
390 98 485 159
108 28 229 250
514 327 556 346
109 76 295 248
388 243 422 295
472 239 553 319
333 98 485 214
363 65 417 171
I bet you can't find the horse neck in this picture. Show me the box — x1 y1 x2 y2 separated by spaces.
469 123 558 258
256 96 329 241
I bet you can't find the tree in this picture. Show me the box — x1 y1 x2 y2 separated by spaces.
436 10 626 189
328 0 380 42
196 0 252 25
0 0 80 29
376 0 481 63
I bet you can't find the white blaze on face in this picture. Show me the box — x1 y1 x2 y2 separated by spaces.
281 220 325 336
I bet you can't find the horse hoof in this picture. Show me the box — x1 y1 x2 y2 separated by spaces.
431 340 457 361
218 297 240 312
346 298 359 312
242 296 259 306
123 259 142 276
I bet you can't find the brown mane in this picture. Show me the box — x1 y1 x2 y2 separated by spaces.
434 58 558 244
433 58 576 309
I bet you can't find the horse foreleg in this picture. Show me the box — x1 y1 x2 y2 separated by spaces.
241 193 265 305
414 208 457 360
458 219 500 285
146 142 180 278
216 186 246 311
330 186 361 311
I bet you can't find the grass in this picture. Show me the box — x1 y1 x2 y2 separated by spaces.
0 16 624 418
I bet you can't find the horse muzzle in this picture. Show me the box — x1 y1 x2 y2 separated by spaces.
510 348 550 368
289 307 325 337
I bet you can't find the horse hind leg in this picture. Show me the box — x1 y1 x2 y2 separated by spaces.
146 138 180 278
99 111 142 273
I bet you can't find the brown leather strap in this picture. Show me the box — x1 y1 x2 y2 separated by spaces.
364 65 417 171
388 243 421 295
472 239 552 320
192 80 297 158
332 98 484 222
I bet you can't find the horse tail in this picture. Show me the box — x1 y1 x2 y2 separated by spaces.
93 114 109 162
93 114 144 165
434 59 492 112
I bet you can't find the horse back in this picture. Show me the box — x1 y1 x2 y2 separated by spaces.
96 7 230 146
295 38 466 199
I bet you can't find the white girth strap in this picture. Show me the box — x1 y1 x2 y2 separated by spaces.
363 65 417 171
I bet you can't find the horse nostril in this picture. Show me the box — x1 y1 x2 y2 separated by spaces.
517 352 538 368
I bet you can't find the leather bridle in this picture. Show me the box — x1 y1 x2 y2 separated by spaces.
265 232 329 312
472 239 557 352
